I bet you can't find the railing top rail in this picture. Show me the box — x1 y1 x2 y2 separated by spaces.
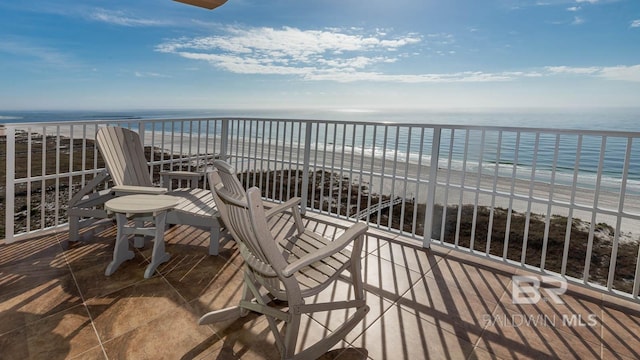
3 116 639 137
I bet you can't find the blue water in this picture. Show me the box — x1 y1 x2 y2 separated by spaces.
3 108 640 131
2 108 640 194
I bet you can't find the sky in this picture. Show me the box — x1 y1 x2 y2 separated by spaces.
1 0 639 111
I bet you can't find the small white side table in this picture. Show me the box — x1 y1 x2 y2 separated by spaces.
104 194 179 278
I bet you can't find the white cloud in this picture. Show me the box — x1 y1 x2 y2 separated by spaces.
157 26 427 80
304 70 524 83
567 6 580 11
545 66 600 74
157 25 640 84
597 65 640 81
89 8 167 27
631 20 640 28
571 16 585 25
135 71 171 78
545 64 640 81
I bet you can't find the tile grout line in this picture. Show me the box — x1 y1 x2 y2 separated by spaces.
57 233 110 359
467 278 510 360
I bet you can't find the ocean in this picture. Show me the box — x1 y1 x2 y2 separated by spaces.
2 108 640 195
2 107 640 131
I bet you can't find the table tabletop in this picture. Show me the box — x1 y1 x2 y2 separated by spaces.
105 194 179 214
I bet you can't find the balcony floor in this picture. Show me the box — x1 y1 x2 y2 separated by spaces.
1 211 639 360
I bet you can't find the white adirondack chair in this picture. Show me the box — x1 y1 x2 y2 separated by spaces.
200 167 369 359
68 126 221 255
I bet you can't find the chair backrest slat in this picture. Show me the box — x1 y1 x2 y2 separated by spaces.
96 126 153 187
215 185 281 278
212 160 247 195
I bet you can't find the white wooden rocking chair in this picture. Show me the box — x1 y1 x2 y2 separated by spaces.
68 126 221 255
200 168 369 359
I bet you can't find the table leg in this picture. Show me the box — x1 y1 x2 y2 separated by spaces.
106 213 135 276
133 219 145 248
144 210 171 278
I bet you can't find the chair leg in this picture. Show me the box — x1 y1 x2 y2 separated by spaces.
350 234 366 300
198 306 243 324
291 302 369 360
283 309 302 360
68 215 80 242
208 221 221 255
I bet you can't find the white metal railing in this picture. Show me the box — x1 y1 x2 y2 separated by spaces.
2 117 640 301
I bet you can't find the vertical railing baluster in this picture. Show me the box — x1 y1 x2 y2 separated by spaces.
504 132 521 261
355 125 367 220
439 129 455 244
319 123 329 214
336 123 346 218
301 122 312 215
583 136 607 284
388 126 400 230
412 127 426 237
54 126 61 228
608 137 632 290
187 120 193 173
279 121 287 202
423 127 441 248
328 123 338 216
68 125 74 206
81 124 87 191
540 134 561 271
258 121 266 188
455 130 470 248
204 120 210 171
562 134 582 277
398 126 411 236
5 126 15 242
220 118 229 160
346 124 356 220
366 125 377 226
286 121 294 199
521 132 540 266
293 121 302 198
375 126 389 227
26 129 32 232
311 123 321 211
470 129 486 252
486 130 503 255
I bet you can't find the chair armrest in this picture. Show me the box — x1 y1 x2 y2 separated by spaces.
282 222 368 277
160 170 203 181
112 185 168 195
264 197 302 219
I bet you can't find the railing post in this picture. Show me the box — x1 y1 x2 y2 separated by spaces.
423 127 441 248
220 119 229 161
300 122 313 215
4 126 15 243
138 121 151 183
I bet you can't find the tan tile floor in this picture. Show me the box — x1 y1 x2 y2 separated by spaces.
1 212 639 359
